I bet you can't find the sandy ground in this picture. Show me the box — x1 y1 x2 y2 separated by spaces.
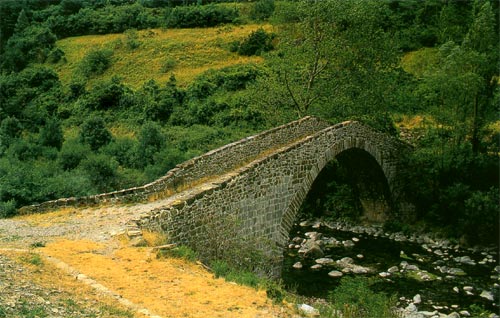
0 205 294 318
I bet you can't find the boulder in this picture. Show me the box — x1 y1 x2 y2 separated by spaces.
315 258 334 265
328 270 343 278
298 304 319 317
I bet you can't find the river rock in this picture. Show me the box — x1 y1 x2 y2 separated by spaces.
328 270 343 278
312 221 322 229
305 232 322 240
453 286 459 293
454 256 476 265
310 264 322 270
315 258 334 265
463 286 474 292
406 264 420 271
459 310 471 317
299 220 312 227
298 240 324 259
388 266 399 273
419 311 438 317
352 237 360 242
356 254 364 259
413 294 422 304
446 312 460 318
298 304 319 317
480 290 494 301
343 240 355 247
379 272 391 278
293 262 303 269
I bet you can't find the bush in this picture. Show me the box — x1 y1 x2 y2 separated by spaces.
0 200 17 218
79 49 113 77
237 28 274 56
79 116 112 151
165 4 239 28
58 140 90 171
158 245 197 262
328 277 397 318
250 0 275 21
78 153 118 193
38 117 64 150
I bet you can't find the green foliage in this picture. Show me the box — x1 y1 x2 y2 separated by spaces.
0 200 17 218
211 260 261 288
250 0 275 21
38 118 64 150
236 28 274 56
1 25 57 71
158 245 198 262
328 277 397 318
79 49 113 77
19 300 47 318
0 117 23 152
124 28 141 50
79 116 112 151
165 4 239 28
462 187 499 244
58 139 90 171
78 153 118 193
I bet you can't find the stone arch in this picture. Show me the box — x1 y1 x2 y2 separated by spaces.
277 122 407 249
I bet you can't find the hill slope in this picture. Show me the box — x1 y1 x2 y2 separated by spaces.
48 24 272 88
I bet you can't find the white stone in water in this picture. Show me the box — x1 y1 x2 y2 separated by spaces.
299 220 311 227
356 254 364 259
379 272 391 278
352 237 360 242
463 286 474 292
388 266 399 273
405 303 417 313
406 264 420 271
419 311 438 317
459 311 471 317
465 291 474 296
453 287 459 293
447 312 460 318
343 240 355 247
328 270 343 278
451 305 459 309
293 262 303 269
480 290 494 301
413 294 421 304
310 264 322 270
433 249 444 256
315 258 334 265
288 244 295 249
312 221 322 229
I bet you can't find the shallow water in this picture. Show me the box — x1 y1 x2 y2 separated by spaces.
282 222 499 313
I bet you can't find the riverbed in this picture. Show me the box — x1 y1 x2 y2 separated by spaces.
282 220 499 316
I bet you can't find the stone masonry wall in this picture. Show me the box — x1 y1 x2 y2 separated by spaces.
19 116 330 214
137 120 412 275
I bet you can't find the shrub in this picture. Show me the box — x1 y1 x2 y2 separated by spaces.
78 153 118 193
38 117 64 150
79 49 113 77
0 200 17 218
328 277 397 318
47 47 65 63
237 28 274 56
250 0 275 21
124 29 141 50
165 4 239 28
58 140 90 171
79 116 112 151
158 245 197 262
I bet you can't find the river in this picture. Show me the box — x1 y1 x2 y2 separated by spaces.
282 220 499 316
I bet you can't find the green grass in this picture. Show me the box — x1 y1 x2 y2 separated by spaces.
19 301 47 318
47 24 272 89
20 253 43 266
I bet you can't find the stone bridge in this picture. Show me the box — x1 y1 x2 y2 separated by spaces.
21 116 413 275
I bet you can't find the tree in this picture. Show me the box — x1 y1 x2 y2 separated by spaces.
79 116 112 151
268 0 400 129
39 117 64 150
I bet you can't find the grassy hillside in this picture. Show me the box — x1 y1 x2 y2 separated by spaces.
47 24 272 89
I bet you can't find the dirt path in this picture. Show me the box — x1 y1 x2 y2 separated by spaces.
0 202 293 318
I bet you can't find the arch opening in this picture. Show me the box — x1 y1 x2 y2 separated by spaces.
297 147 393 225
